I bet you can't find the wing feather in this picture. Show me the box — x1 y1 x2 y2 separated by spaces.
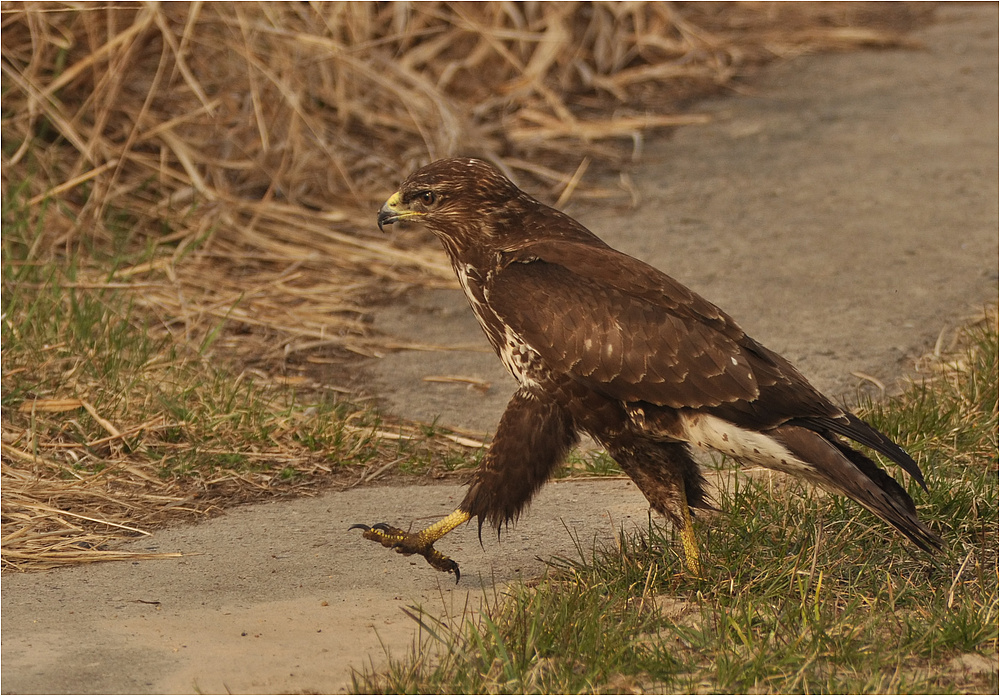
486 241 840 425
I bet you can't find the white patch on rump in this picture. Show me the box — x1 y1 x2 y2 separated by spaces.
680 412 813 476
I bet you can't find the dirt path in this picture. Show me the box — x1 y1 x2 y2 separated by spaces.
2 5 996 694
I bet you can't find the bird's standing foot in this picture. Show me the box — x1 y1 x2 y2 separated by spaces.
675 485 704 577
350 509 472 582
678 514 703 577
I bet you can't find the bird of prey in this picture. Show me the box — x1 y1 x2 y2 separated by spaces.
352 157 941 580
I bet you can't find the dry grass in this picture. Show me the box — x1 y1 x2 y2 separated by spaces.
1 372 483 571
1 448 187 569
0 428 478 572
1 2 928 353
2 3 932 570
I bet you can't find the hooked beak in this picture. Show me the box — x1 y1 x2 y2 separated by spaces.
377 191 423 232
376 200 398 233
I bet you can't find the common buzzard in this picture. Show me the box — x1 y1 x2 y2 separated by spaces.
352 158 941 580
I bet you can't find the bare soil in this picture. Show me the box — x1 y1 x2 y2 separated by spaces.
2 4 997 694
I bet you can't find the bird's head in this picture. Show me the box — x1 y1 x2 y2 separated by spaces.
377 158 521 238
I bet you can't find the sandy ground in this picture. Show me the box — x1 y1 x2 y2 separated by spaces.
2 4 997 694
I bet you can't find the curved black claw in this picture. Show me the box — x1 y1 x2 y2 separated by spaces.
351 522 461 582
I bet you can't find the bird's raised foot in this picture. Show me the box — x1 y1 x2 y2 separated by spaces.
350 523 461 581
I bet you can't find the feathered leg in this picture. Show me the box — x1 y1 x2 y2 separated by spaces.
603 438 709 575
460 388 578 532
352 387 577 580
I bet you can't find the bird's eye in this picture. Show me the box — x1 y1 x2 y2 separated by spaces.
419 191 436 206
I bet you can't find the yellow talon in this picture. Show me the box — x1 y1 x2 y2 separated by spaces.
351 509 472 581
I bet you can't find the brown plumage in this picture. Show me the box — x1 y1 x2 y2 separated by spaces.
352 157 941 580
